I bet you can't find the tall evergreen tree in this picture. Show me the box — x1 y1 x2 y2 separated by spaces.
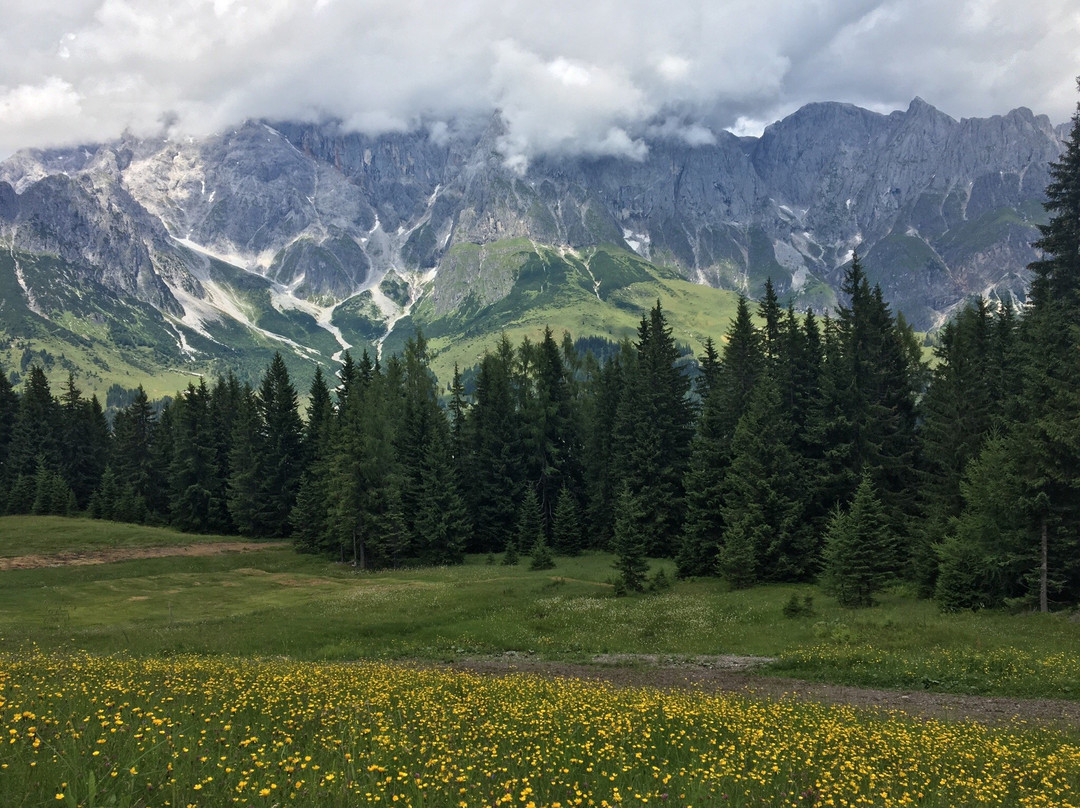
464 340 523 553
514 486 544 556
413 427 468 566
168 381 218 533
720 372 814 584
112 386 158 510
821 474 897 608
614 301 693 556
612 484 649 594
581 347 626 548
7 365 58 482
551 485 583 556
255 354 304 537
227 385 262 536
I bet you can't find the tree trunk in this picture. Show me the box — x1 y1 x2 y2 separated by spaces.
1040 516 1049 613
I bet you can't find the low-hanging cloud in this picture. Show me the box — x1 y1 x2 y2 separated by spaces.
1 0 1077 162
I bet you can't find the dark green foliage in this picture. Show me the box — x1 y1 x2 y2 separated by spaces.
822 474 896 607
647 567 673 593
168 381 220 533
32 458 75 516
782 594 815 618
413 428 468 566
254 353 304 537
57 374 109 508
529 532 555 571
612 484 649 594
0 365 17 495
111 386 158 512
227 385 262 536
7 366 58 480
915 299 1004 595
551 485 582 556
515 487 544 556
464 339 523 553
581 348 625 549
720 373 814 584
89 466 120 521
614 301 694 557
501 538 520 566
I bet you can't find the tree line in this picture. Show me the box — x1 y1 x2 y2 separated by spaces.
2 99 1078 611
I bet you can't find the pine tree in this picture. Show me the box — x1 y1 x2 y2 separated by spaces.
821 474 896 607
227 385 262 536
464 342 523 553
720 373 814 584
551 485 582 556
613 301 693 557
413 428 468 566
169 381 218 533
255 354 304 537
676 382 727 578
90 466 120 521
581 348 625 549
530 532 555 571
1007 84 1080 610
8 365 58 481
915 300 999 595
111 386 158 510
612 484 649 593
514 487 544 556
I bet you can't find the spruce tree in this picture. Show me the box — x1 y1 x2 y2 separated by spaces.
111 386 158 510
514 487 544 556
613 301 693 557
821 474 896 607
530 532 556 571
720 373 813 583
413 428 468 566
0 364 17 486
1007 83 1080 609
168 381 218 533
551 485 582 556
90 466 120 521
612 484 649 593
227 385 262 536
464 342 523 553
255 354 304 537
581 348 625 549
8 365 58 480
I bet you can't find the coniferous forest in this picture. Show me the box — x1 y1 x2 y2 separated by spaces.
2 105 1080 613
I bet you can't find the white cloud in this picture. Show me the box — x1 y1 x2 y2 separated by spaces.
0 0 1077 160
0 78 82 124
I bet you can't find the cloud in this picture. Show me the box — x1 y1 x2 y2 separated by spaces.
0 0 1077 159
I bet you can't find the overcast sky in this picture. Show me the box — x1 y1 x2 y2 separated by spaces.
1 0 1078 165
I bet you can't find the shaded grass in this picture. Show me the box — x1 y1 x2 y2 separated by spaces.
0 516 245 557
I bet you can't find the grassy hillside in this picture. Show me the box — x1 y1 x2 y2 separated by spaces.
386 242 744 381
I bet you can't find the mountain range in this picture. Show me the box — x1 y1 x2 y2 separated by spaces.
0 98 1065 396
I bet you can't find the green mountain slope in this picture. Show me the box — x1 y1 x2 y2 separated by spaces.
385 241 743 381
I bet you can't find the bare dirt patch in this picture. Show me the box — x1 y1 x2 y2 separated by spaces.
0 541 289 571
437 655 1080 730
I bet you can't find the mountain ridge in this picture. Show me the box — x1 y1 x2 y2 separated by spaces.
0 98 1064 394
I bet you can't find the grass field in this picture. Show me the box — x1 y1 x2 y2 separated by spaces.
1 517 1078 700
3 516 1080 807
0 516 240 558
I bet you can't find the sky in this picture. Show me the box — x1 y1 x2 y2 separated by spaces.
1 0 1078 166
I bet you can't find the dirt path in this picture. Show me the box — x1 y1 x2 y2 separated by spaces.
437 655 1080 730
0 541 289 571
